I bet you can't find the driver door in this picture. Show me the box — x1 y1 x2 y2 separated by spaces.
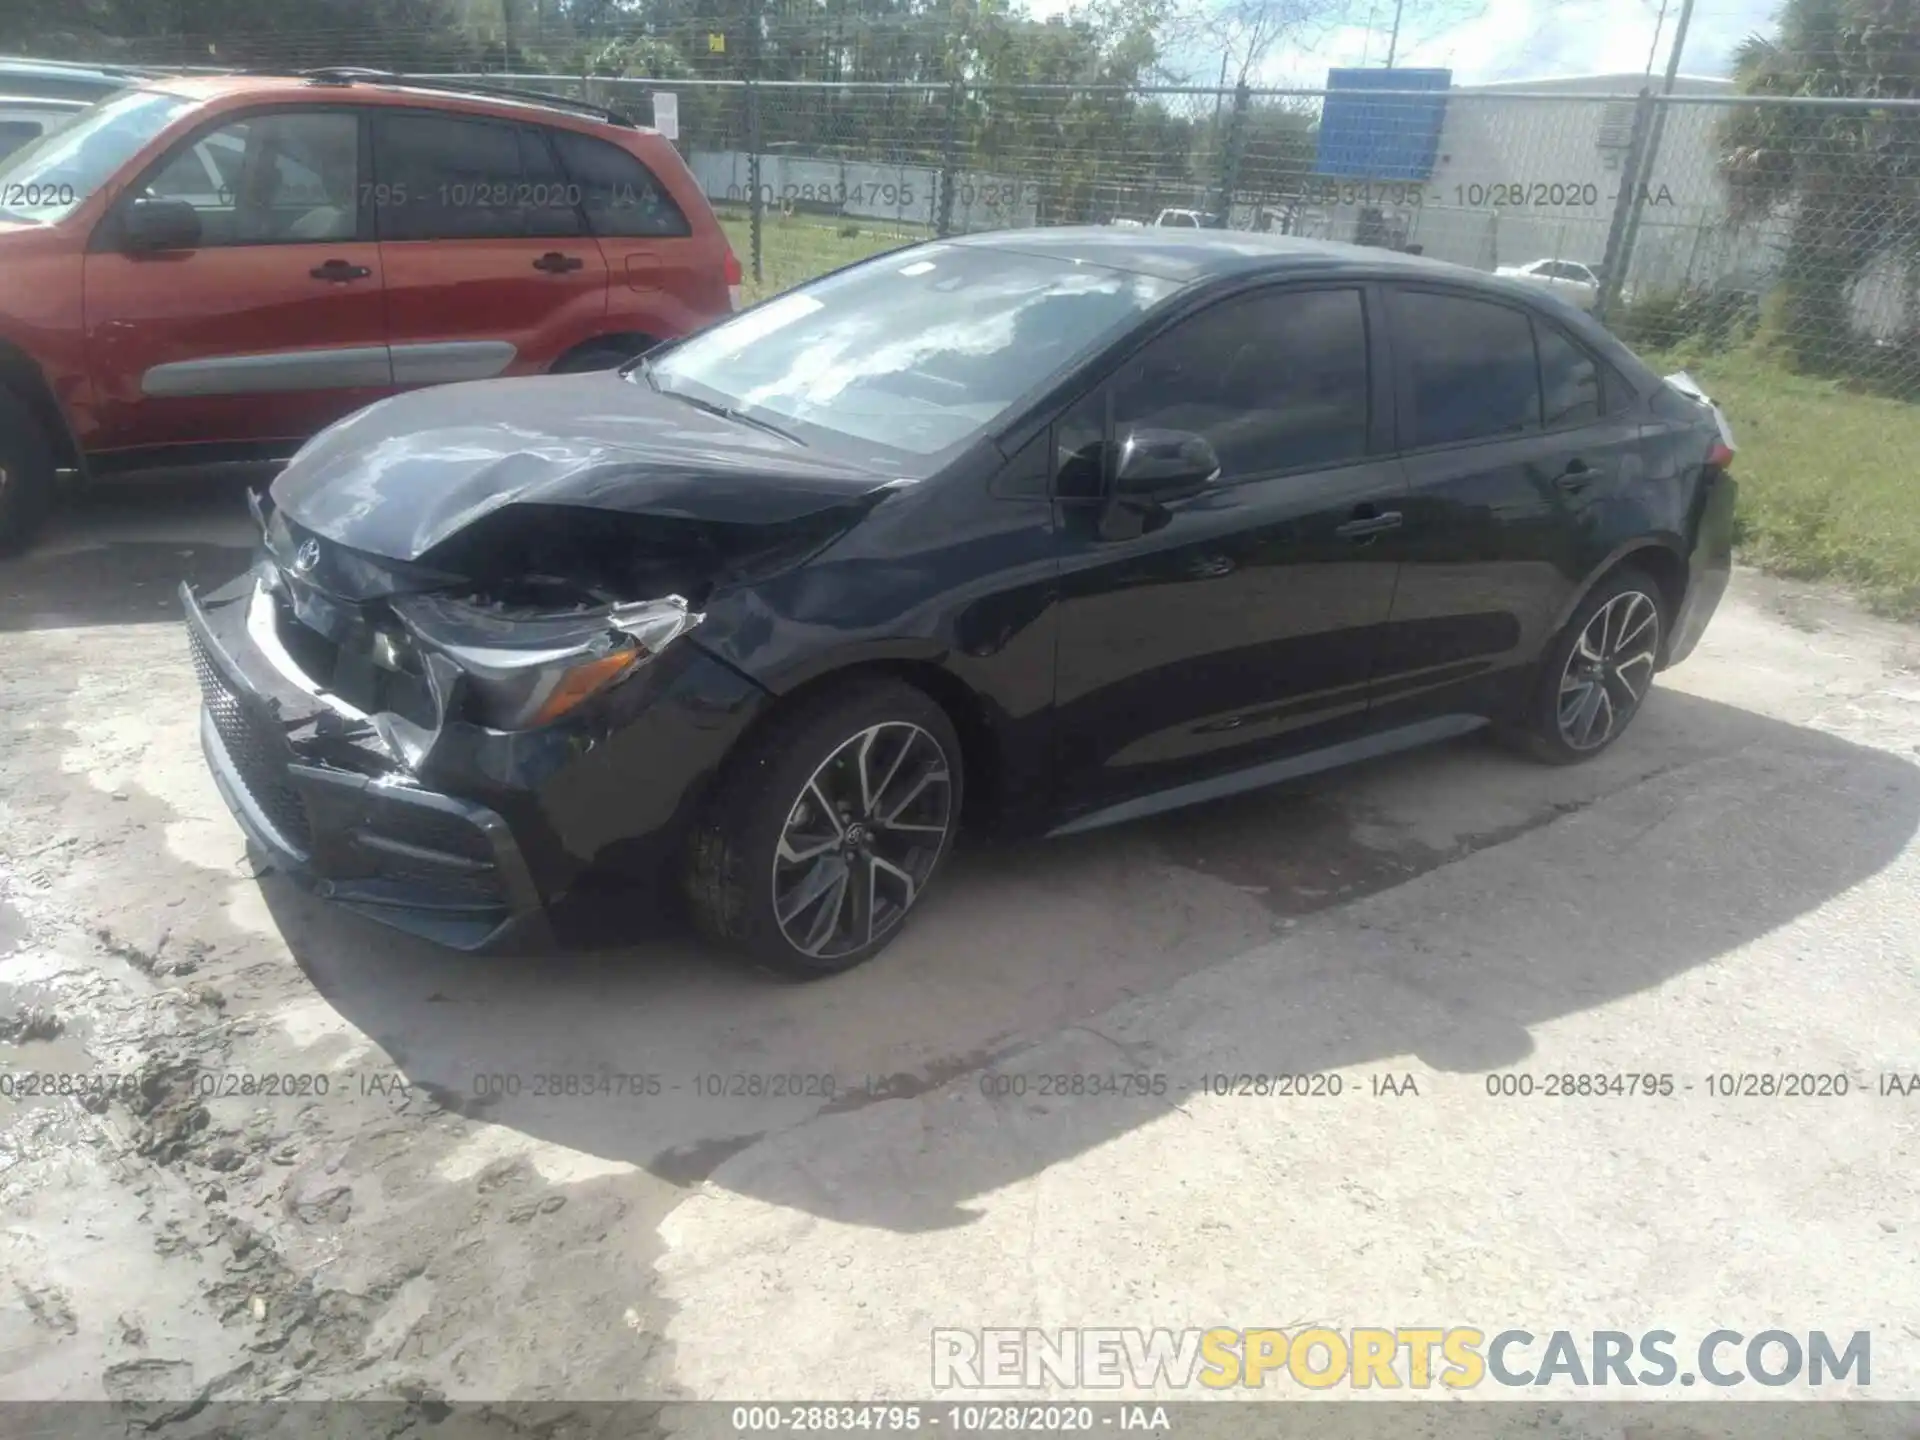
1047 284 1410 825
82 106 391 459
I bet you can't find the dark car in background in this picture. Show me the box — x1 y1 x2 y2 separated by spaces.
183 230 1738 977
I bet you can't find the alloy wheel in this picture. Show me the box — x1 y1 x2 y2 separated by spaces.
1558 589 1660 751
770 722 954 960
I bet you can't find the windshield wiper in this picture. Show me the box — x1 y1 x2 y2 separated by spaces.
639 362 806 447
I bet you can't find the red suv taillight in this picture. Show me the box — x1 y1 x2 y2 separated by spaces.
1707 440 1735 469
723 248 743 311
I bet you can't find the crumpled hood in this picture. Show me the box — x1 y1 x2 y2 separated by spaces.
271 370 901 563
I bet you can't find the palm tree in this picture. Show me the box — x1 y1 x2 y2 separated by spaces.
1714 0 1920 373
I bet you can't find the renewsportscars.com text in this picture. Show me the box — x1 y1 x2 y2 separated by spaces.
931 1327 1872 1391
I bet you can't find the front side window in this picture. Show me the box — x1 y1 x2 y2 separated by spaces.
645 244 1176 463
373 113 582 241
0 88 194 223
1392 289 1540 448
1109 287 1371 481
135 111 359 245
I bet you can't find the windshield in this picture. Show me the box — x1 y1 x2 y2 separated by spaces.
0 88 194 223
645 244 1177 462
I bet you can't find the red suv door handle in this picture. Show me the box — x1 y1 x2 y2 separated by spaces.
533 251 586 273
310 260 372 282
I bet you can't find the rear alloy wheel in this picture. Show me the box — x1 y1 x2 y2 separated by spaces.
684 681 963 977
1512 568 1665 764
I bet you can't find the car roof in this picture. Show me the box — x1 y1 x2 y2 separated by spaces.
140 71 646 134
950 226 1541 291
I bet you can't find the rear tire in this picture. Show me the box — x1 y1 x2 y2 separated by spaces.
1508 567 1667 765
683 680 963 978
551 339 651 374
0 389 57 557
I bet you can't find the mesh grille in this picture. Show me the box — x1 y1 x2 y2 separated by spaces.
188 622 313 850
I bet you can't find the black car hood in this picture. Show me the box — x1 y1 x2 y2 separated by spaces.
271 370 903 564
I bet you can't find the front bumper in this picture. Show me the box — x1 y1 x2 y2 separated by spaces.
183 579 551 952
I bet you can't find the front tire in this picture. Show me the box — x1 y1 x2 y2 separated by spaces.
0 389 58 557
1511 567 1666 765
683 680 963 977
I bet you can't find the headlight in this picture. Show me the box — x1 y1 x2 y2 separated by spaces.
389 592 702 731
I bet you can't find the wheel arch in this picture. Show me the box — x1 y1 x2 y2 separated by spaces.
719 657 1006 828
1551 539 1688 658
0 338 82 474
550 332 661 374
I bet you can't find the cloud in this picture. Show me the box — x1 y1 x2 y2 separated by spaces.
1192 0 1776 88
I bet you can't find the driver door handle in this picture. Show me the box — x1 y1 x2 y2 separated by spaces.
1335 508 1404 540
310 259 371 282
1556 458 1601 491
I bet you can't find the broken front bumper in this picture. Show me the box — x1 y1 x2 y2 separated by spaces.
181 578 552 952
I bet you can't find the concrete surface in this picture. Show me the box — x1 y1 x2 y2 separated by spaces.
0 479 1917 1418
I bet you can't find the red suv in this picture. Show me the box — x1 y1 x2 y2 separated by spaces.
0 69 740 550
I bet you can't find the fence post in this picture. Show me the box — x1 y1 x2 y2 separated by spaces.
1214 82 1250 228
746 80 763 287
1595 87 1655 321
937 80 962 238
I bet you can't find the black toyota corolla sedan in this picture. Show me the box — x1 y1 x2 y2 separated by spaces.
183 229 1737 975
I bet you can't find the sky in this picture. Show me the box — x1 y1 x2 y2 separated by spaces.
1032 0 1783 88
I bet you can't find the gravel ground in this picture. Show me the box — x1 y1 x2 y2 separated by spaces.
1 480 1916 1427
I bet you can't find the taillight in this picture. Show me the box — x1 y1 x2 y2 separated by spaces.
1707 441 1735 469
723 247 743 310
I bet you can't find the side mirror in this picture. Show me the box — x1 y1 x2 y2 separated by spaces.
122 198 201 253
1113 427 1220 504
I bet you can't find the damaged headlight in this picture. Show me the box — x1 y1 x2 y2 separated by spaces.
388 592 702 731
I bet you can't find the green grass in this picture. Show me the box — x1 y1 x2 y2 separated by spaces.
1654 347 1920 618
714 204 928 304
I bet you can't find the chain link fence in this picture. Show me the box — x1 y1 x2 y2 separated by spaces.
22 27 1920 394
386 72 1914 394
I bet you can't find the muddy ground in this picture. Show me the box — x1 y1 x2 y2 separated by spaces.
2 479 1917 1429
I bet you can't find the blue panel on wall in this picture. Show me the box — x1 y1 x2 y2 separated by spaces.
1314 67 1451 180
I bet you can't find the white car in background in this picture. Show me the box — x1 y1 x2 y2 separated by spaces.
1495 257 1601 311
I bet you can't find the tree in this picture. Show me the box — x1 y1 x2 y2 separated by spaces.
1717 0 1920 373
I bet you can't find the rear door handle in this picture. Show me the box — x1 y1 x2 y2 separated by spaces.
533 251 585 273
1555 458 1601 491
1335 510 1404 540
310 259 372 282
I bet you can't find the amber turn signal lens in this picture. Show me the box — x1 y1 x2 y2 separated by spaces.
528 650 641 727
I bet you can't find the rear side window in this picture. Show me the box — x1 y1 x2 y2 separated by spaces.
373 112 583 240
1392 289 1540 448
1535 322 1601 428
549 130 690 238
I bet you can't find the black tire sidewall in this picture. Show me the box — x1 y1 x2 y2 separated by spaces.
1525 567 1667 764
686 680 964 977
0 389 58 556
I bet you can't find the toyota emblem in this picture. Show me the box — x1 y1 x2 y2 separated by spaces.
294 538 321 574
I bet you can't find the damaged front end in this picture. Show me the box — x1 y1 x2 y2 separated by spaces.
180 494 820 951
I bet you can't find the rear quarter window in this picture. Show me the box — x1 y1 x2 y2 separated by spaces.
549 129 690 238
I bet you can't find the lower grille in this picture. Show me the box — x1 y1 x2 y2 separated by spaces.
187 624 313 850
